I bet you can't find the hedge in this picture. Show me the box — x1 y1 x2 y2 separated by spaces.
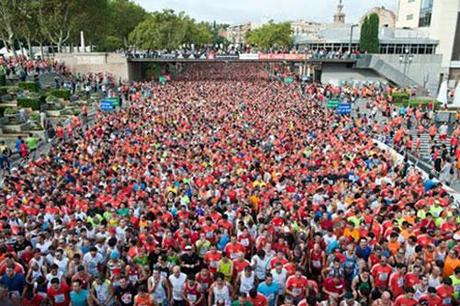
47 89 71 100
0 86 19 95
0 74 5 86
394 99 441 108
17 95 46 110
18 81 39 92
391 92 410 105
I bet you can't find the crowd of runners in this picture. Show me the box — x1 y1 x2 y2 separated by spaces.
0 62 459 306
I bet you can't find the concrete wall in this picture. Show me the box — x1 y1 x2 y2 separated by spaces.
372 54 443 96
321 63 387 86
54 53 129 81
396 0 421 28
429 0 460 69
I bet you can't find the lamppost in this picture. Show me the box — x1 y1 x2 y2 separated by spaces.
349 24 359 55
399 47 414 89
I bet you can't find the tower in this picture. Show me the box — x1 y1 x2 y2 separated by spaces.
334 0 346 24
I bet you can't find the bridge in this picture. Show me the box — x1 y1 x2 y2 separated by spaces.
53 52 442 91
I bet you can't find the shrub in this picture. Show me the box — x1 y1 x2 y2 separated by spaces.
0 73 5 86
4 107 18 115
47 89 71 100
18 81 39 92
0 86 20 96
0 94 13 102
29 112 40 122
17 95 45 110
391 92 410 105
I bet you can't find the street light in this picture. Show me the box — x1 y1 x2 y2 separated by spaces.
349 24 359 55
399 47 414 89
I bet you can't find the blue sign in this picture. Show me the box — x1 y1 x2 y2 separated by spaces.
100 99 114 111
336 103 352 115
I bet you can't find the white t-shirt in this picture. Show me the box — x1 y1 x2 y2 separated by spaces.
168 273 187 301
83 253 104 276
270 268 288 293
251 255 271 280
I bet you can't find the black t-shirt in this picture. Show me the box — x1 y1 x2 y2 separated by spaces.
180 252 201 276
115 284 137 306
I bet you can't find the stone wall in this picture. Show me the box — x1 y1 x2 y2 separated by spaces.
54 53 130 81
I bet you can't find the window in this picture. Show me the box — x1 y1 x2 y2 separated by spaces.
407 14 414 21
419 0 433 27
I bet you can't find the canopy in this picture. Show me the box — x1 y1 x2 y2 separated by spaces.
451 82 460 108
436 80 448 106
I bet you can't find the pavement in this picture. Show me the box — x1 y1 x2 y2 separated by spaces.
351 98 460 192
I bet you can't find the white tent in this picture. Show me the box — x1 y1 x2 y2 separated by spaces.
452 82 460 108
0 47 9 56
437 80 448 106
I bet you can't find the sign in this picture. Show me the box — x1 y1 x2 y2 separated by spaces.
239 53 259 60
100 99 114 111
215 54 239 60
159 53 178 59
105 97 120 107
284 77 294 84
326 99 340 109
336 103 352 115
258 53 306 60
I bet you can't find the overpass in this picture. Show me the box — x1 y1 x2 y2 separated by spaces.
53 52 442 92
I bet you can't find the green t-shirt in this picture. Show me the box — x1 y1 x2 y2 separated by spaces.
117 207 129 217
25 137 38 150
231 301 253 306
450 275 460 299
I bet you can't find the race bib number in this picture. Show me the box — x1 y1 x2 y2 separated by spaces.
292 288 302 296
379 273 388 281
312 260 321 268
121 293 133 304
241 239 249 246
187 294 197 302
206 232 213 238
443 298 451 305
210 261 218 268
397 277 404 287
129 275 138 283
55 294 66 303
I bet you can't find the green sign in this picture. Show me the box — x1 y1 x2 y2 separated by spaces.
105 97 120 107
159 76 167 84
326 99 340 109
284 76 294 84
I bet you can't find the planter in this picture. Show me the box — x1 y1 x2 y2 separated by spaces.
46 109 64 117
2 122 30 133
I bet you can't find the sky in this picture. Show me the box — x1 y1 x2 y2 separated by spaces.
135 0 397 24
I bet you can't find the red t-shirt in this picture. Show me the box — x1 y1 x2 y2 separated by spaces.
419 294 443 306
248 293 268 306
286 275 308 298
394 295 417 306
323 277 345 296
47 282 71 306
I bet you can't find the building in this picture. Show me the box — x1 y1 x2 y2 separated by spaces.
294 26 438 55
396 0 460 79
225 23 252 45
361 7 397 28
333 0 346 24
290 20 324 37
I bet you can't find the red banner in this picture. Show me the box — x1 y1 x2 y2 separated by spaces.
258 53 305 60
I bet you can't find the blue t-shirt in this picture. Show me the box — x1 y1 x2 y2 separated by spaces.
258 282 279 306
70 289 89 306
0 273 25 296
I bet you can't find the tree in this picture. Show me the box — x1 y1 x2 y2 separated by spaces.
129 10 215 50
360 13 380 53
245 22 293 49
108 0 148 47
17 0 43 58
0 0 22 56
